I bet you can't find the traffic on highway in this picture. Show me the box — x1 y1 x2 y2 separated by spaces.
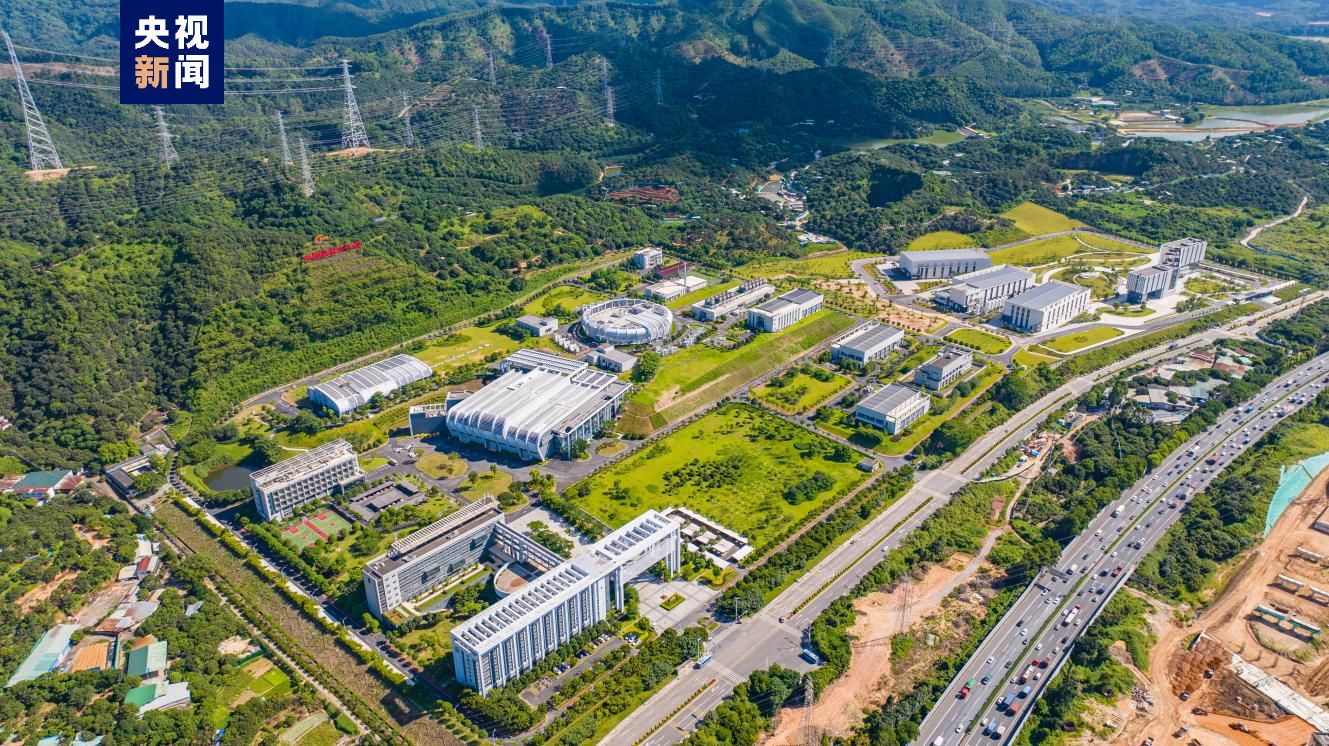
916 349 1329 746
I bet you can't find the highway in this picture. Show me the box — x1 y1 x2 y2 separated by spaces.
915 348 1329 746
604 298 1320 746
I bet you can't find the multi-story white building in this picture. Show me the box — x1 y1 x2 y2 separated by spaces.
690 280 774 321
855 384 930 435
942 265 1034 314
747 288 823 333
445 350 630 461
898 249 992 280
307 354 433 417
452 510 681 694
1161 237 1206 270
249 439 364 521
631 247 663 270
830 323 904 365
1001 281 1091 334
515 315 559 337
1125 265 1178 303
914 347 973 391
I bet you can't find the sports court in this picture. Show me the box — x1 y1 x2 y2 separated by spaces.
280 509 352 549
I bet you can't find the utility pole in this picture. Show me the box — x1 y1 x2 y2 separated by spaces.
2 29 62 171
400 92 414 147
538 27 553 68
298 136 314 197
339 59 370 150
472 106 484 150
153 105 178 164
654 67 663 105
275 111 293 165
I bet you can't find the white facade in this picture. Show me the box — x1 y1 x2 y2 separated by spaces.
830 323 904 365
855 384 929 435
690 280 774 321
1161 237 1206 270
942 264 1034 314
747 288 823 333
307 355 433 417
913 347 973 391
899 249 992 280
645 275 707 302
1001 281 1091 334
1126 266 1177 303
250 439 363 521
631 247 663 270
516 315 559 337
452 510 681 694
446 351 630 461
580 299 674 345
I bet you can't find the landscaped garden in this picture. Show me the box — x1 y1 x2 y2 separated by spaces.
944 327 1012 355
1043 326 1124 354
751 364 852 414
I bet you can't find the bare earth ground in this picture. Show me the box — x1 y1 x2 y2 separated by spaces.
811 279 948 333
17 570 77 612
1085 467 1329 746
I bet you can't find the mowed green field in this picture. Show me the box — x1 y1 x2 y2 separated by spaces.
944 328 1011 354
523 285 609 317
744 251 884 279
988 235 1088 266
620 311 855 435
1043 326 1123 353
906 231 979 251
1000 202 1084 235
572 404 869 546
752 367 853 414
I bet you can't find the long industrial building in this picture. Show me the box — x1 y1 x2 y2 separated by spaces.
830 323 904 365
690 280 774 321
899 249 992 280
914 347 973 391
747 288 823 332
452 510 681 694
250 439 364 521
1001 281 1091 334
942 264 1034 314
855 384 930 435
308 354 433 417
445 350 630 461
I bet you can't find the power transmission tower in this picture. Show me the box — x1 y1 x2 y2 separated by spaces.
802 676 817 746
895 579 914 635
339 59 370 150
2 29 62 171
275 111 293 165
298 136 314 197
825 36 839 67
486 47 497 86
537 27 553 68
153 105 178 164
472 106 485 149
400 92 414 147
606 86 616 127
654 67 663 105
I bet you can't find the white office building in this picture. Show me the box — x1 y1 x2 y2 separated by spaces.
942 265 1034 314
690 280 774 321
307 354 433 417
855 384 930 435
830 323 904 365
631 247 663 270
250 439 364 521
913 347 973 391
1125 265 1178 303
1161 237 1206 270
646 275 707 302
516 315 559 337
452 510 681 694
747 288 823 333
445 350 630 461
1001 281 1091 334
899 249 992 280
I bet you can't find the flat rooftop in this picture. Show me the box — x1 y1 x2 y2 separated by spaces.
952 264 1032 290
900 248 989 262
857 383 926 416
1006 281 1087 310
836 323 903 352
250 439 357 492
365 497 503 578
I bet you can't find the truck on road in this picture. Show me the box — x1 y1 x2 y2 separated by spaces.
959 678 974 699
1063 605 1081 627
1112 504 1125 517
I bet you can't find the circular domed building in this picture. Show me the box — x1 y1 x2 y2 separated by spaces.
579 298 674 345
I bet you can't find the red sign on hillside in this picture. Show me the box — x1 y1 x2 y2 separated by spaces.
302 240 360 262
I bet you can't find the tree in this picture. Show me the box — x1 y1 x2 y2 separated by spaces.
570 438 589 459
362 612 380 633
132 471 165 496
631 351 662 383
289 410 324 436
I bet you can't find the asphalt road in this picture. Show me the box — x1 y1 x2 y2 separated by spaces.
603 299 1315 746
915 348 1329 746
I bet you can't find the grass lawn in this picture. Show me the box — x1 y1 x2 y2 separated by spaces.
1013 348 1060 368
1076 233 1152 254
416 451 467 479
595 440 628 457
944 328 1011 355
0 457 26 476
359 456 388 471
906 231 979 251
523 285 608 317
459 470 512 500
876 364 1003 455
752 367 852 415
1102 305 1155 318
1043 326 1124 353
744 251 885 280
666 281 738 310
572 404 869 547
1184 276 1237 296
660 593 684 611
392 611 458 667
1070 272 1118 300
619 311 855 435
1001 202 1084 235
988 236 1089 266
294 722 340 746
409 324 522 370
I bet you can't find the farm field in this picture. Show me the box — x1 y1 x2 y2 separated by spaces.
1043 326 1124 353
523 285 609 317
571 404 868 548
744 251 885 280
944 327 1011 354
619 311 855 435
752 365 853 414
1000 202 1083 235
